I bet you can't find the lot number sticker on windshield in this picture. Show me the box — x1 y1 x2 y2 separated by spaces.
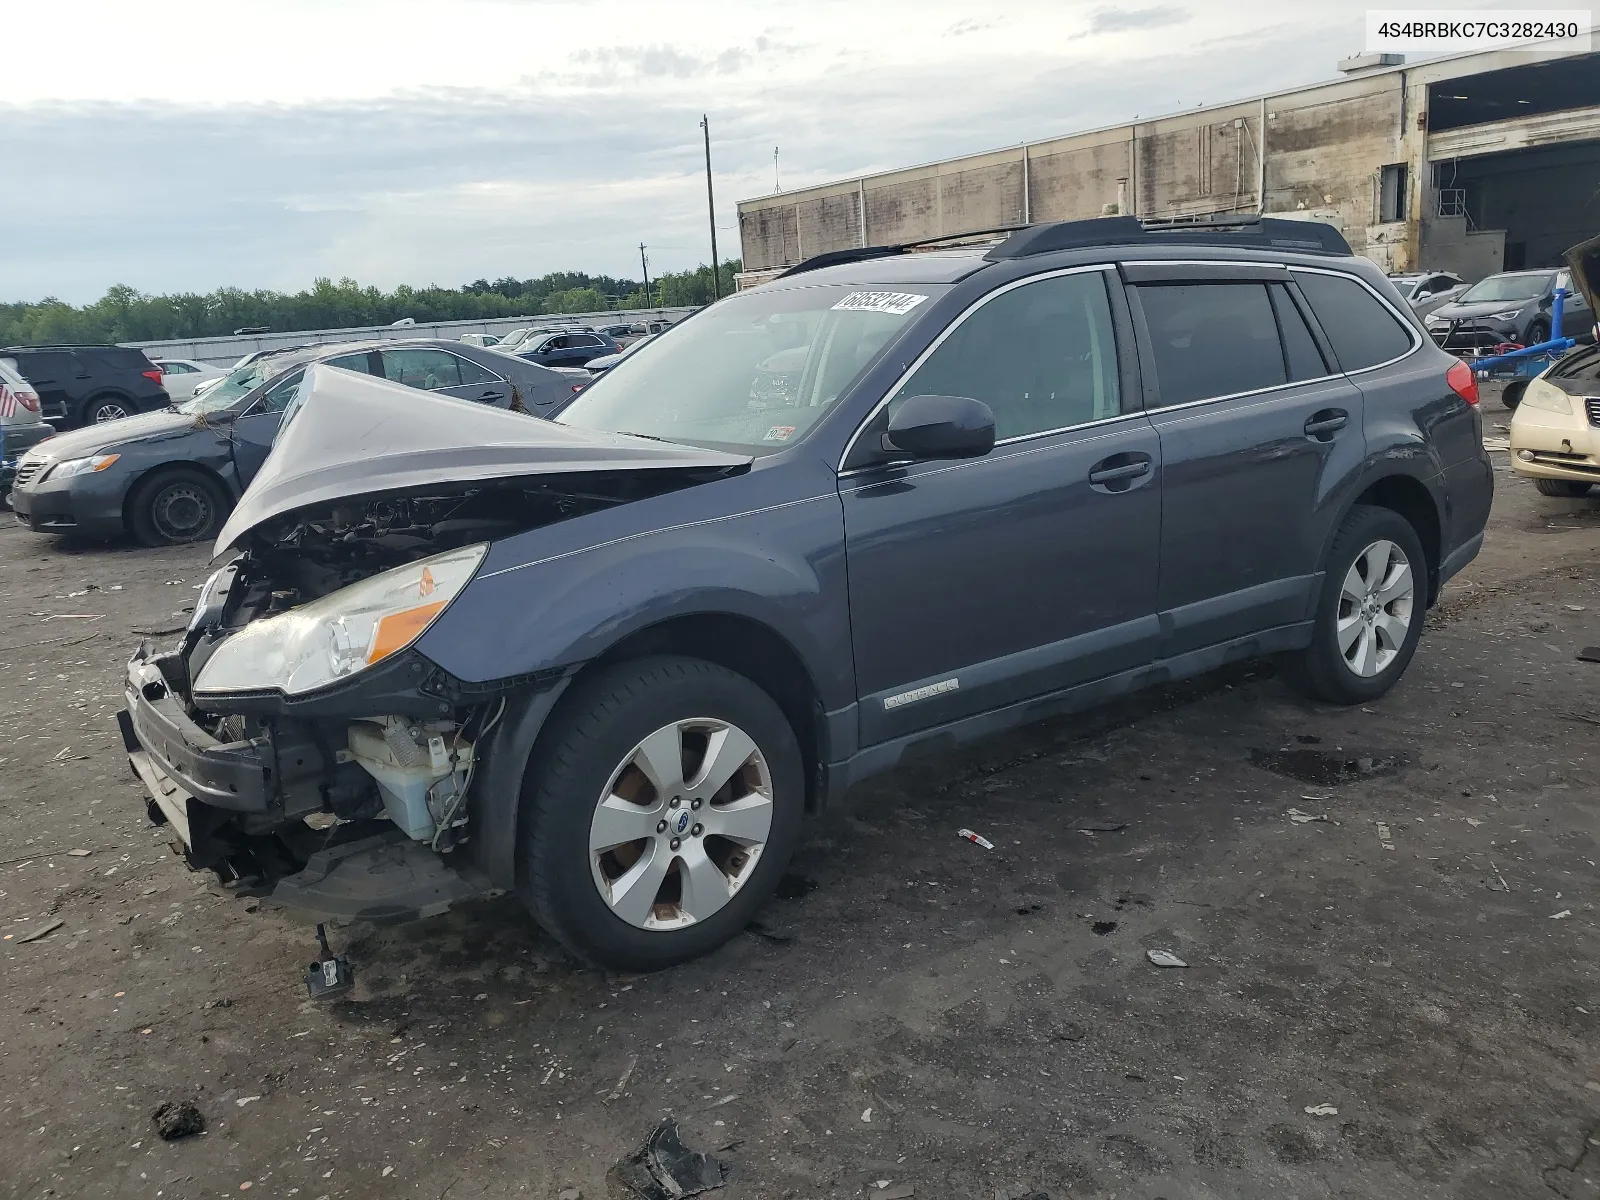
831 291 929 316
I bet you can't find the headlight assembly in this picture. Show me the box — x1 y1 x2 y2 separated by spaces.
47 453 120 480
194 543 487 696
1517 380 1574 416
1487 310 1525 322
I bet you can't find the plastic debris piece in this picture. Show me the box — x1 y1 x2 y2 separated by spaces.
235 1096 261 1108
1076 821 1129 833
1576 647 1600 664
1376 821 1394 849
14 918 64 944
862 1107 873 1122
1146 949 1188 969
1286 808 1327 824
1550 910 1573 920
1304 1103 1338 1116
66 848 91 857
958 829 995 850
876 1185 915 1199
152 1100 205 1140
709 1093 740 1108
605 1056 638 1103
612 1116 726 1199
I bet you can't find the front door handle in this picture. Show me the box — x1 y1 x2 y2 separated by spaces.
1304 409 1348 439
478 389 505 402
1088 453 1153 489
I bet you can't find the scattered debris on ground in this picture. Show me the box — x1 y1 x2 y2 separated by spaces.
958 828 996 849
612 1117 726 1199
1146 949 1188 968
1303 1103 1339 1116
152 1100 205 1141
11 918 64 944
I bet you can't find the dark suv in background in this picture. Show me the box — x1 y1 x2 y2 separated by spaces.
0 344 169 428
119 215 1491 974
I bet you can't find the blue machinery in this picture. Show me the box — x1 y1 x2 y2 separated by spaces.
1467 288 1579 377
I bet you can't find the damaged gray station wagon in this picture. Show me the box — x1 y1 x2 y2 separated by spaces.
120 216 1493 972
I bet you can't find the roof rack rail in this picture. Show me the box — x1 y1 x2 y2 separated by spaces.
986 214 1351 259
775 224 1028 280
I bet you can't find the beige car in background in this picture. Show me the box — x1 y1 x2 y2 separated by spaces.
1510 234 1600 496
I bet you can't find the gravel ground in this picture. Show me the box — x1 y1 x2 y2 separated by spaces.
2 396 1598 1200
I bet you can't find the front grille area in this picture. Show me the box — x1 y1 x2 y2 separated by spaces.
1585 397 1600 428
11 458 47 490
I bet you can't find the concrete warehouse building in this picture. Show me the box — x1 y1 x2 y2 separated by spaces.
736 40 1600 286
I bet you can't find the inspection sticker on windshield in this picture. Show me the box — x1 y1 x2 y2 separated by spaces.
831 291 928 316
762 425 797 443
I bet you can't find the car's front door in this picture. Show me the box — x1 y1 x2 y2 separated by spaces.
1126 267 1368 658
840 265 1162 745
379 347 506 405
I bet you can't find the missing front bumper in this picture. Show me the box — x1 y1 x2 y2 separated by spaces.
120 647 492 923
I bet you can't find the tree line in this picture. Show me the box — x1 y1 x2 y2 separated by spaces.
0 260 742 346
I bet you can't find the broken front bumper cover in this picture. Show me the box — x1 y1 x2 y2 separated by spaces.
119 644 489 923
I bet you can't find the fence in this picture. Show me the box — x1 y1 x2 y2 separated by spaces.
125 306 697 366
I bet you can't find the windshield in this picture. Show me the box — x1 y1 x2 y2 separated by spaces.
494 327 532 351
177 357 294 414
1458 272 1551 304
557 283 944 453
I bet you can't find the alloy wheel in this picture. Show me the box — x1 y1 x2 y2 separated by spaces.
93 402 131 423
588 718 774 930
1336 539 1414 677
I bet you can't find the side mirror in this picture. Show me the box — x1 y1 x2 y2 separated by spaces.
882 394 996 460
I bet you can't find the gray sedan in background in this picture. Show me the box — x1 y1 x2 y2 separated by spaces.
10 338 579 546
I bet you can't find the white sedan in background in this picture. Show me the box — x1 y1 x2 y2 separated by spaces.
152 358 226 401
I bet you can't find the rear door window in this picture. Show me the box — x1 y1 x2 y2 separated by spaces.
1135 283 1287 406
455 354 500 386
325 352 376 374
1293 271 1415 372
382 349 462 390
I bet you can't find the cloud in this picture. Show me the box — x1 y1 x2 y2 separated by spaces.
1090 6 1190 33
947 18 996 36
0 2 1359 304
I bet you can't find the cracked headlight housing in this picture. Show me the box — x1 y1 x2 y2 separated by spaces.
194 543 487 696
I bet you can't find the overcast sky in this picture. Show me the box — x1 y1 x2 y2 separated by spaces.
0 0 1471 303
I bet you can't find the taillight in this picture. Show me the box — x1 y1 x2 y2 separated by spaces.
142 368 164 385
1446 360 1479 405
17 388 39 413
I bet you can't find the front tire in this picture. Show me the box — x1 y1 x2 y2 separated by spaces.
1535 478 1593 497
1525 318 1550 347
127 468 229 546
517 655 805 971
1280 505 1427 705
1501 380 1528 410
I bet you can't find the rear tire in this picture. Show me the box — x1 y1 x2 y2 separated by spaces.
1535 478 1593 497
81 394 135 425
517 655 805 971
127 468 229 546
1280 505 1428 705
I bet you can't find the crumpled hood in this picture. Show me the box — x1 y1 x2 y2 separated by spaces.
23 407 199 460
1565 233 1598 317
213 364 750 555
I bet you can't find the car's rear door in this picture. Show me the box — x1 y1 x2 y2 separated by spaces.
16 351 80 423
1125 264 1367 657
840 264 1163 745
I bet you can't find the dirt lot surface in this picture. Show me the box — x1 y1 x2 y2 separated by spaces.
3 398 1598 1200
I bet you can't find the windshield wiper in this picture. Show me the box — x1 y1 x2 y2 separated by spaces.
615 430 675 444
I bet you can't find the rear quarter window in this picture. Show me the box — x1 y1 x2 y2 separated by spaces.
1294 271 1415 372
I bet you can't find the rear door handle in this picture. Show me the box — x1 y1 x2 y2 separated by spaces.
478 389 505 402
1304 410 1348 438
1088 454 1153 488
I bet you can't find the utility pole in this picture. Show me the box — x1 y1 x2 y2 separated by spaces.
638 243 650 303
700 114 721 301
774 146 781 193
